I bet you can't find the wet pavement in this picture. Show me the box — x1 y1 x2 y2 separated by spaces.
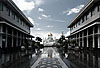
63 50 100 68
31 47 68 68
0 50 40 68
1 47 100 68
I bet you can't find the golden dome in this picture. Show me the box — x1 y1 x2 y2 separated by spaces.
48 33 53 36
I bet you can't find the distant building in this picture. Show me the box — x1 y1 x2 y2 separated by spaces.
67 0 100 51
43 33 54 46
0 0 34 50
47 33 54 42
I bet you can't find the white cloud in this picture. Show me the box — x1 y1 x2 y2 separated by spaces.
63 5 84 15
28 17 35 25
34 0 44 6
42 14 51 18
35 28 42 31
46 25 53 28
38 8 44 12
38 17 42 20
41 14 65 23
13 0 35 11
65 31 70 37
48 18 66 23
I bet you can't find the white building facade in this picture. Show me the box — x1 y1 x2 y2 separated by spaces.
67 0 100 51
0 0 34 50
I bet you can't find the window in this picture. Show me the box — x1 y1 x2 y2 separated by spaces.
84 29 87 36
80 31 82 37
8 9 10 16
5 6 9 15
84 15 87 21
76 22 78 27
0 2 2 11
74 24 75 28
98 5 100 12
2 24 6 33
77 33 79 38
8 26 12 34
92 8 95 16
80 19 83 24
88 27 93 35
78 20 80 25
82 17 84 23
92 6 97 16
12 11 15 19
19 18 21 23
87 11 91 20
94 25 98 33
16 16 19 22
71 26 73 30
2 35 6 48
10 10 12 17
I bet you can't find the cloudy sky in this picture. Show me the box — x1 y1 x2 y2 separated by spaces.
12 0 88 39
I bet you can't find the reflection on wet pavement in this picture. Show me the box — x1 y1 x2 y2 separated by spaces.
0 51 39 68
36 58 62 68
31 47 68 68
1 47 99 68
66 50 100 68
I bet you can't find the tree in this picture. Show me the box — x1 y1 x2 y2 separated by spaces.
36 37 42 42
57 35 65 45
35 37 43 49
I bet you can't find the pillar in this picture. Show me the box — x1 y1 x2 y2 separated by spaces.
0 35 2 48
16 31 18 47
98 35 100 48
20 33 21 46
79 33 80 47
0 24 2 48
93 26 95 48
87 29 89 48
98 25 100 48
5 26 7 48
82 31 84 48
12 29 13 47
22 34 24 44
93 56 95 68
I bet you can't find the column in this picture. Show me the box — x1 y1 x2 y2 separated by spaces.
12 29 13 47
93 26 95 48
98 35 100 48
5 26 7 48
16 31 18 47
82 31 84 48
93 56 95 68
0 24 2 48
79 33 80 47
87 29 89 48
20 33 21 46
98 25 100 48
22 33 24 44
0 35 2 48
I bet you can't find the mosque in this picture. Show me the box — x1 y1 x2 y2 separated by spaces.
47 33 54 42
43 33 54 46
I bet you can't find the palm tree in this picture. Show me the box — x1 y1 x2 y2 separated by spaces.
36 37 42 42
35 37 43 49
